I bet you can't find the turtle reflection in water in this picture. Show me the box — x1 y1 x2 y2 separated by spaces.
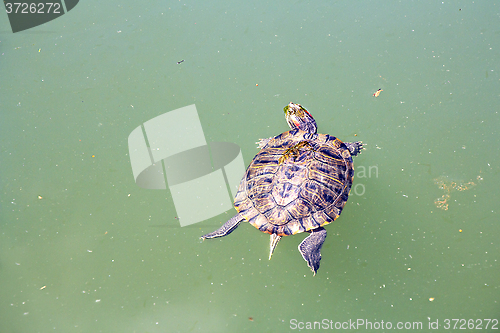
201 102 363 275
434 175 483 210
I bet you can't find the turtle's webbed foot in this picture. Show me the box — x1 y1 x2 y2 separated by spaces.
256 137 272 149
298 227 327 276
200 214 243 240
345 141 363 156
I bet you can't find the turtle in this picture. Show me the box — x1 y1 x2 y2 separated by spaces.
201 102 363 275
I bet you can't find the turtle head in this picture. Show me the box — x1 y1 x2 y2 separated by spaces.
283 102 317 134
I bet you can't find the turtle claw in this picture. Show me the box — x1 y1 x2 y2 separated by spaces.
344 141 363 156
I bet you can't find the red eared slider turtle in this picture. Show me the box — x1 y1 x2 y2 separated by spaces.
201 102 363 275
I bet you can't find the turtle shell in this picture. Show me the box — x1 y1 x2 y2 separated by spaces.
234 129 354 237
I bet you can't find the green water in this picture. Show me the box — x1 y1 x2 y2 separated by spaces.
1 1 499 332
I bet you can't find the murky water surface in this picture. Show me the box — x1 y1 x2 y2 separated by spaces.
1 1 498 332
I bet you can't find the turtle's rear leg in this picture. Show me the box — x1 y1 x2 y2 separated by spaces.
298 227 327 276
344 141 363 156
200 213 244 240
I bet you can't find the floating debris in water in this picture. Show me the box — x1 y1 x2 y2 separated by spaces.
433 175 482 210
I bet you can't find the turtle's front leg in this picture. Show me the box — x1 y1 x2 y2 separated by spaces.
298 227 327 276
200 213 244 240
344 141 363 156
